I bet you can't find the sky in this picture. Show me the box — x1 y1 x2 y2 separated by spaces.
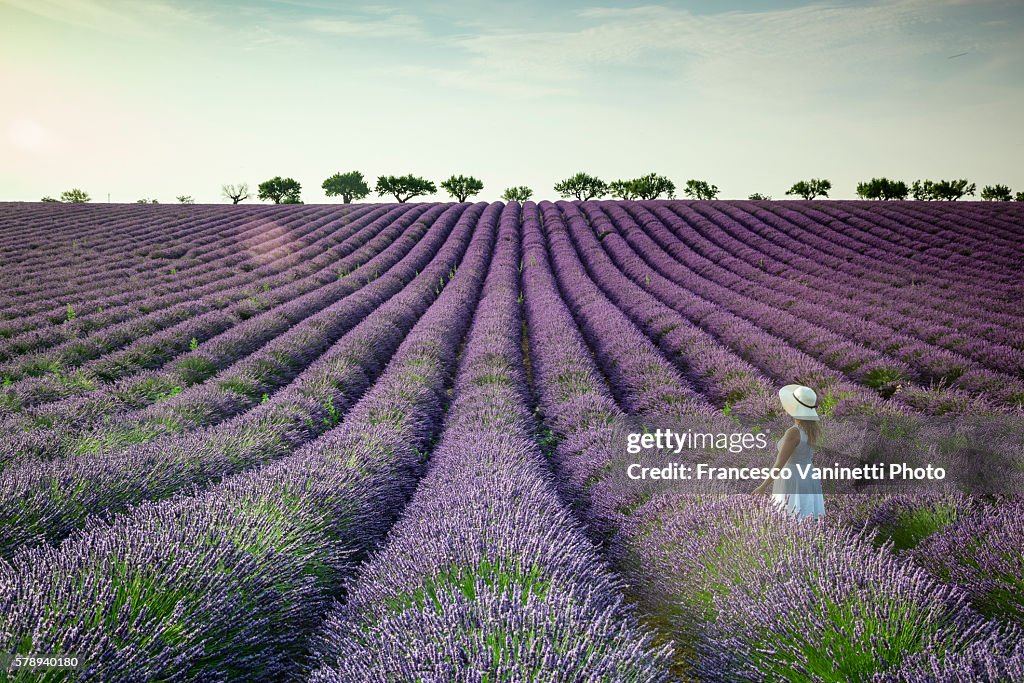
1 0 1023 203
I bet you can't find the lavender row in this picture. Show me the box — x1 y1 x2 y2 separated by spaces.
610 203 1023 409
527 199 756 531
865 200 1024 259
0 204 251 293
707 202 1024 393
857 200 1024 268
0 204 321 322
12 206 387 387
0 204 324 297
744 201 1023 321
806 200 1023 282
0 205 351 358
766 200 1021 296
0 205 384 392
0 203 481 556
700 200 1022 331
561 204 1024 647
659 200 1019 374
0 206 422 461
529 203 715 417
0 203 442 466
536 203 778 415
520 201 649 533
537 350 1019 679
0 203 404 416
596 204 925 389
670 201 1024 375
627 495 1020 681
0 202 148 249
584 202 1000 414
824 200 1024 275
0 204 178 283
0 204 356 358
0 203 241 265
771 200 1024 332
520 242 1024 679
550 201 898 416
827 490 1024 628
722 201 1024 367
910 500 1024 626
310 201 670 682
0 202 504 681
892 201 1024 253
519 226 1022 679
0 205 353 347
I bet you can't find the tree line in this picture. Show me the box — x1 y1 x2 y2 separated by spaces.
852 178 1018 201
38 175 1024 204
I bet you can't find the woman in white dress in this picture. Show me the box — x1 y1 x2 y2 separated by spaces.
751 384 825 520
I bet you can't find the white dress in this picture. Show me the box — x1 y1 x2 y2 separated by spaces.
771 427 825 520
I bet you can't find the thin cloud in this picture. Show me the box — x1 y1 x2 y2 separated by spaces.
1 0 128 31
378 63 564 99
301 13 424 40
0 0 208 36
427 0 1022 102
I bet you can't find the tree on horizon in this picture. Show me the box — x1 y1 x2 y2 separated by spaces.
856 178 909 200
440 175 484 202
786 179 831 200
323 171 371 204
222 183 250 204
684 179 719 200
257 177 302 204
60 188 91 203
375 174 436 203
610 173 676 200
501 186 533 202
554 172 609 201
609 180 638 200
980 184 1012 201
913 179 975 201
632 173 677 200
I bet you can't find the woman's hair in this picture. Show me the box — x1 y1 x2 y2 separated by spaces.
795 418 821 445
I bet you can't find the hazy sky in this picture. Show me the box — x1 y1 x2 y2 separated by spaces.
2 0 1022 203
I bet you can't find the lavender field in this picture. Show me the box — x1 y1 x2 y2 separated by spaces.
0 199 1022 681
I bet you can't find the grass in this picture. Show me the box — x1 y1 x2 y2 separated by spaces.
127 376 185 406
876 504 962 552
862 367 907 391
70 419 181 456
175 356 218 384
816 388 854 418
321 396 342 428
552 368 594 401
20 357 63 378
383 558 551 614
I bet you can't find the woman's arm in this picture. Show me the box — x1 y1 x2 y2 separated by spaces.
752 426 800 494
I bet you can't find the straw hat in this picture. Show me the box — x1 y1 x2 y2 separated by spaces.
779 384 820 420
